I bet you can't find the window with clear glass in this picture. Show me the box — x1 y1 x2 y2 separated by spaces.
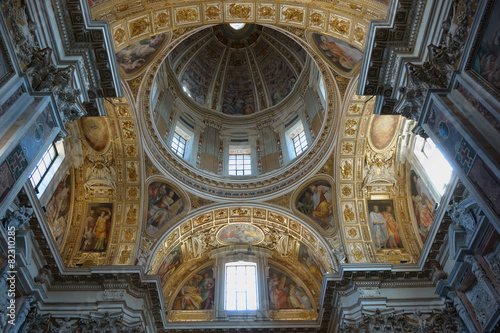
228 146 251 176
292 130 308 157
319 76 326 100
171 131 187 158
29 143 58 190
225 262 258 311
413 136 453 195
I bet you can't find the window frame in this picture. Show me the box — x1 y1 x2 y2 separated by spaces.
224 262 258 311
29 142 59 191
171 131 187 158
292 129 308 157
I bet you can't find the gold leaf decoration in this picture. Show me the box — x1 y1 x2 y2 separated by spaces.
354 26 365 42
258 6 274 19
310 12 324 26
342 186 352 197
176 8 198 22
229 4 251 19
345 119 357 136
343 205 355 222
340 160 352 179
156 12 169 27
130 19 149 37
282 8 303 23
342 142 354 154
329 16 350 35
113 28 125 44
205 6 220 19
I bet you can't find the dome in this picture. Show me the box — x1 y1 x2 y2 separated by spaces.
168 24 308 115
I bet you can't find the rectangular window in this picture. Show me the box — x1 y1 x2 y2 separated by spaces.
225 263 258 311
29 143 58 190
292 130 308 156
228 146 251 176
171 131 187 158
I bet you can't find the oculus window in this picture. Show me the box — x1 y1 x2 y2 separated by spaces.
225 262 258 311
228 146 252 176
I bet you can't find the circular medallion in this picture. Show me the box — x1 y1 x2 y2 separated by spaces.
438 121 449 138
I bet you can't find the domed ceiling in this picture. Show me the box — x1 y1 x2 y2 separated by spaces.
168 25 308 115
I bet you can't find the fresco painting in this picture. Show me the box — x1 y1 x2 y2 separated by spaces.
369 115 400 150
221 51 255 115
146 182 185 234
80 117 110 152
471 0 500 93
157 246 182 285
312 34 363 73
298 243 323 282
410 169 437 242
180 39 223 107
80 203 113 252
296 181 333 229
172 266 214 310
116 34 166 74
367 200 403 249
217 224 264 244
260 51 297 105
45 172 71 247
268 267 312 310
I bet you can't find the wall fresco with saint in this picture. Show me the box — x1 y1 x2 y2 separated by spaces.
172 266 214 310
146 182 185 235
45 172 71 247
217 224 264 244
116 33 166 74
410 169 437 242
471 0 500 93
298 243 323 282
157 246 182 285
268 266 312 310
221 50 255 115
79 117 110 152
296 181 333 230
80 203 113 252
312 34 363 73
367 200 403 249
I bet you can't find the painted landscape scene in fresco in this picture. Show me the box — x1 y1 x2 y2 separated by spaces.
268 267 312 310
367 200 403 249
45 172 71 247
173 266 214 310
80 203 113 252
146 182 184 235
410 169 437 242
296 181 333 230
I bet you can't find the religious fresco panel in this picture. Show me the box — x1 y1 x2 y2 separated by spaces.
409 169 437 243
298 243 323 282
80 203 113 252
368 115 400 151
45 172 72 248
180 38 223 107
157 246 182 286
367 200 403 249
221 50 255 115
217 224 264 244
296 180 333 230
268 266 312 310
146 181 185 235
470 0 500 95
116 33 166 74
79 117 110 152
260 51 297 105
172 265 214 310
311 34 363 73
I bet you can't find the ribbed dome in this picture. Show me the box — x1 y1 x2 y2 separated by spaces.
168 25 308 115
